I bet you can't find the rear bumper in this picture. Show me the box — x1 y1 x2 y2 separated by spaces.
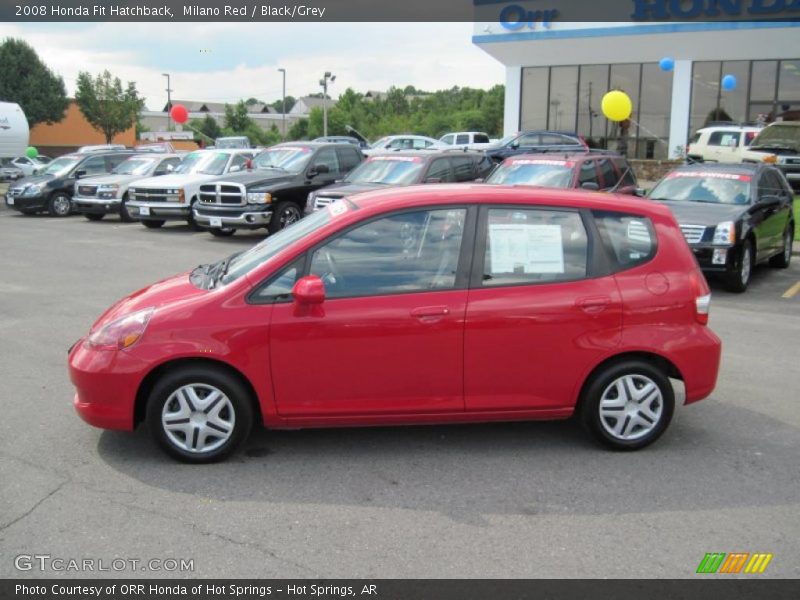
677 326 722 404
194 205 272 229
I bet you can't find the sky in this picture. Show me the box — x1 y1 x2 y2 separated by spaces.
0 22 505 110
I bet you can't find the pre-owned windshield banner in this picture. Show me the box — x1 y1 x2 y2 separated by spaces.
3 0 800 22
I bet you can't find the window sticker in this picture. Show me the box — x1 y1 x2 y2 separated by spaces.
368 156 422 162
509 159 574 167
489 224 565 274
667 172 750 182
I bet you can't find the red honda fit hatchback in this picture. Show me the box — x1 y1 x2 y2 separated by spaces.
68 185 721 462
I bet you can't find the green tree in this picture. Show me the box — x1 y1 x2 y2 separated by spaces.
224 100 255 132
75 70 144 143
188 114 222 144
288 118 309 140
0 38 69 126
270 95 296 113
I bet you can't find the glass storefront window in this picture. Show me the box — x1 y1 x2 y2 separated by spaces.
750 60 778 101
719 61 750 125
548 66 578 132
520 67 550 131
609 64 642 156
690 61 722 134
778 60 800 101
639 63 673 159
578 65 609 148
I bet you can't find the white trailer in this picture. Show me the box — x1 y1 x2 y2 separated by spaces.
0 102 30 159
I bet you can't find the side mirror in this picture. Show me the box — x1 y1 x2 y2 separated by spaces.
313 164 330 174
581 181 600 191
292 275 325 305
74 169 87 179
166 164 175 172
424 177 443 184
759 194 781 207
509 141 520 149
229 165 242 173
634 187 647 197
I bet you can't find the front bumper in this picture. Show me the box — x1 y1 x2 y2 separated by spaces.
127 200 190 221
5 192 47 212
72 194 122 214
193 205 272 229
688 243 738 274
68 338 147 431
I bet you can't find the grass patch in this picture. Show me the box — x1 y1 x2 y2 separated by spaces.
795 198 800 241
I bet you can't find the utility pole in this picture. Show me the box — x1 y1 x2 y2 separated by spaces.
162 73 172 132
278 68 286 138
319 71 336 137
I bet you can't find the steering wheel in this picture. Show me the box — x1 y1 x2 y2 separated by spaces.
323 250 347 288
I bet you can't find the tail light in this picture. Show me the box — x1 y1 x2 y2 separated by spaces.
689 271 711 325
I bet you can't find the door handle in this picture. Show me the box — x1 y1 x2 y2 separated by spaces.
576 296 610 314
411 306 450 318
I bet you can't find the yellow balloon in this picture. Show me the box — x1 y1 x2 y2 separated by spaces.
601 90 633 122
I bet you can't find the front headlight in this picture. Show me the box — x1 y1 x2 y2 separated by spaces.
713 221 736 245
22 184 43 196
86 307 154 351
247 192 272 204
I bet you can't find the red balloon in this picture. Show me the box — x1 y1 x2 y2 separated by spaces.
170 104 188 124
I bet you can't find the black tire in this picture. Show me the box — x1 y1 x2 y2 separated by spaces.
142 219 165 229
268 200 302 234
580 359 675 451
146 365 254 463
725 238 753 293
769 225 793 269
186 199 203 231
209 227 236 237
84 213 104 221
48 192 72 217
19 208 38 215
119 193 134 222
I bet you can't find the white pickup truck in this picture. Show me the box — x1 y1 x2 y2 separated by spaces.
438 131 497 151
126 149 255 229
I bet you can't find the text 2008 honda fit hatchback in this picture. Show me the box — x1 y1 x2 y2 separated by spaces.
68 185 721 462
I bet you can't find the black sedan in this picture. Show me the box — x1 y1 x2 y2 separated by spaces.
649 163 794 292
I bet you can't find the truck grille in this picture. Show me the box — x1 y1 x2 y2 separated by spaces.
680 224 707 244
313 195 342 210
77 185 98 197
130 188 171 202
8 186 25 196
198 182 246 206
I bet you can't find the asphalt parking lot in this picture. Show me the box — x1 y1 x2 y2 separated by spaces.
0 196 799 579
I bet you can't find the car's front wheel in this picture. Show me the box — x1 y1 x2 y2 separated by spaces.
119 193 134 222
146 365 254 463
268 201 302 234
581 360 675 450
725 238 753 293
48 192 72 217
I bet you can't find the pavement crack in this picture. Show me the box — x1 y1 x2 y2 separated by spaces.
0 479 69 533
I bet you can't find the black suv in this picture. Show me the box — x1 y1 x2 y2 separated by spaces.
486 130 587 163
308 150 494 213
485 151 638 194
193 142 363 236
5 150 134 217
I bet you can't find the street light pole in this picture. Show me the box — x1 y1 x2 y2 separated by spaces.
278 68 286 138
162 73 172 132
319 71 336 137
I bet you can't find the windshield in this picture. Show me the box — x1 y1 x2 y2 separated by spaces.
112 157 158 175
345 156 426 185
487 159 575 187
650 173 751 205
371 136 391 149
499 134 518 146
43 156 81 176
216 138 248 149
253 146 313 172
750 125 800 150
220 208 333 285
174 152 229 175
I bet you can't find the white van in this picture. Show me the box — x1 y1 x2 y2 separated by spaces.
0 102 30 159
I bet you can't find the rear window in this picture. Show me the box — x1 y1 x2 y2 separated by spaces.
593 211 656 270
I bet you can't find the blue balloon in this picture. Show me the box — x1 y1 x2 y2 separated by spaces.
659 57 675 72
721 74 737 91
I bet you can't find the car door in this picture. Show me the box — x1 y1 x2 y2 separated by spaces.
269 206 473 417
422 157 453 183
464 205 622 411
755 169 792 257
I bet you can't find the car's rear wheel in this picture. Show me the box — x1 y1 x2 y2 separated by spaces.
48 192 72 217
581 360 674 450
209 227 236 237
769 226 793 269
84 213 104 221
725 238 753 293
268 201 302 234
146 365 254 463
142 220 165 229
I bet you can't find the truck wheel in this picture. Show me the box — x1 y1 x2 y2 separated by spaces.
142 220 165 229
48 192 72 217
187 199 203 231
268 201 302 234
84 213 104 221
209 227 236 237
119 193 134 222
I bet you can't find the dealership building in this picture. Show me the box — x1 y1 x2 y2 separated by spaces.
473 20 800 158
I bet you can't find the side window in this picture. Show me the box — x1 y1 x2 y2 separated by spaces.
517 134 539 147
593 211 656 270
229 154 249 172
108 154 131 170
451 156 476 182
597 158 619 189
309 208 467 298
455 134 470 145
336 147 361 173
80 156 108 176
578 161 600 187
156 157 181 175
412 138 432 149
441 135 454 145
474 134 490 144
708 131 740 147
613 158 637 187
759 170 784 199
313 148 340 174
425 158 452 182
482 208 588 286
251 258 304 302
540 133 567 145
388 138 406 149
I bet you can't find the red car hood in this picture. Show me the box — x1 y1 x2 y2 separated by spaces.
91 270 206 331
